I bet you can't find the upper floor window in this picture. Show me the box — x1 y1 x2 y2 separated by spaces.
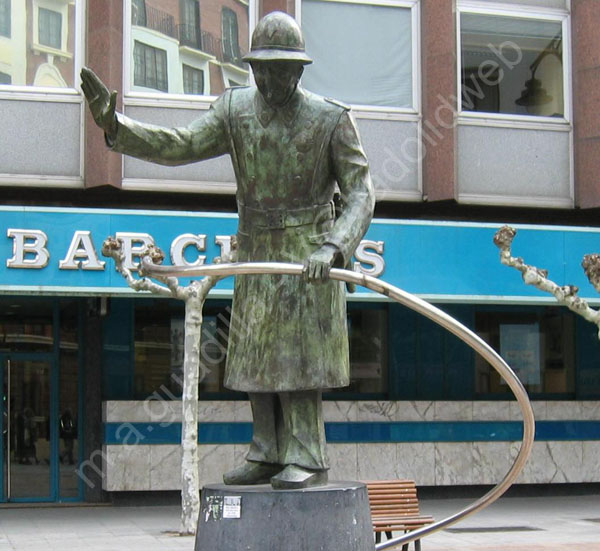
183 63 204 94
300 0 417 110
132 0 147 26
134 40 168 92
0 0 79 89
179 0 201 48
221 7 241 65
38 7 62 50
0 0 10 38
459 9 568 119
126 0 249 98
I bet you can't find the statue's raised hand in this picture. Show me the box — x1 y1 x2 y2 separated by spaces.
80 67 118 139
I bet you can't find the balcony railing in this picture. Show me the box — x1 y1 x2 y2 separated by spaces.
176 25 247 69
133 4 176 39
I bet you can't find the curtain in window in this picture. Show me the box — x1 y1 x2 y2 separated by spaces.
180 0 201 47
221 8 240 64
183 64 204 94
133 41 168 92
301 0 413 108
39 7 62 50
0 0 10 38
132 0 147 26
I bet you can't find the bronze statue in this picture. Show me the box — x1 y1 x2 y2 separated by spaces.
81 11 374 490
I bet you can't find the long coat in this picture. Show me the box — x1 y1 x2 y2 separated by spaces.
111 86 374 392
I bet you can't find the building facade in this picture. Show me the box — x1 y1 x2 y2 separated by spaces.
0 0 599 503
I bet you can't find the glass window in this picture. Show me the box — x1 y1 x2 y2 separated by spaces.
0 0 10 38
179 0 201 48
0 71 10 84
460 12 565 118
301 0 414 108
475 307 575 395
134 300 388 399
133 40 169 92
38 7 62 50
0 299 54 353
0 0 77 88
59 299 80 498
131 0 147 26
128 0 249 97
183 64 204 94
330 305 388 395
134 300 235 399
221 7 240 64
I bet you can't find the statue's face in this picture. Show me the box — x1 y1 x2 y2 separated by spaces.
252 61 304 107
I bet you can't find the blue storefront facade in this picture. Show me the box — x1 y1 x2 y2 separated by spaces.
1 206 599 500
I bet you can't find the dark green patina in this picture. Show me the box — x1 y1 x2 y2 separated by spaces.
81 11 374 489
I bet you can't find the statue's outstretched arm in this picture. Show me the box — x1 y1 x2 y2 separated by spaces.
80 67 230 166
81 67 118 141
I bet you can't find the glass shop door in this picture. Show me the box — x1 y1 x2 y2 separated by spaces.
1 355 54 502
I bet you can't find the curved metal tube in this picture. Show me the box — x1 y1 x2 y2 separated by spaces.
143 260 536 550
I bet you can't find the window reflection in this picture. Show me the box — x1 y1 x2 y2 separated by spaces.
134 300 389 398
475 308 575 395
461 13 564 117
129 0 249 96
0 299 53 352
0 0 77 88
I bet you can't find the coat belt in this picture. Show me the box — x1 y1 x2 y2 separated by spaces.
238 201 335 230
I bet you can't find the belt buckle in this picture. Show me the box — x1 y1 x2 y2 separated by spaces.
265 210 285 230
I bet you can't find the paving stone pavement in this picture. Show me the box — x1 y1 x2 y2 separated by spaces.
0 494 598 550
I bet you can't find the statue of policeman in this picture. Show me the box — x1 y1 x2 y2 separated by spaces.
81 11 374 489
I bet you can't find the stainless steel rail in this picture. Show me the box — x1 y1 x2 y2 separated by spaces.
142 260 536 550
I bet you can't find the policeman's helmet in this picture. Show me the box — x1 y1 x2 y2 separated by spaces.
243 11 313 65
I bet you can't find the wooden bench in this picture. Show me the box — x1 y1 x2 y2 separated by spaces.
363 479 434 550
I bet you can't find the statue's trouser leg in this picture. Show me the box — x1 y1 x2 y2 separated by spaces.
279 390 329 471
246 392 281 465
246 391 329 471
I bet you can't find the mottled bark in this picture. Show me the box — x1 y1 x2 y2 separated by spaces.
102 236 235 535
494 226 600 337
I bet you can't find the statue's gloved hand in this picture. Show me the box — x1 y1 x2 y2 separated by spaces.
304 244 341 283
80 67 118 141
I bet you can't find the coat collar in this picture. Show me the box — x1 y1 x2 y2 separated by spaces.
254 87 305 128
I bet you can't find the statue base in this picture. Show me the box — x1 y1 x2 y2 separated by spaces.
195 482 375 551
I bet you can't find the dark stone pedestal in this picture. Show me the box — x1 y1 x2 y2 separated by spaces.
195 482 375 551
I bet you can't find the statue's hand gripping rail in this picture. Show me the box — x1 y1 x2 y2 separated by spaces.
141 258 536 551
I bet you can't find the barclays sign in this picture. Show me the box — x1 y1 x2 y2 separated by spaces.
1 207 385 296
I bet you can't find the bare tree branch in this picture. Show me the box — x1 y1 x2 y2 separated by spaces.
494 226 600 333
102 234 238 536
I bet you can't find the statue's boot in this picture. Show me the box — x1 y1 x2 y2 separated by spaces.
223 460 281 485
270 464 328 490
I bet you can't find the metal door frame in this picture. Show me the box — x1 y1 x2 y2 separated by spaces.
0 352 57 503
